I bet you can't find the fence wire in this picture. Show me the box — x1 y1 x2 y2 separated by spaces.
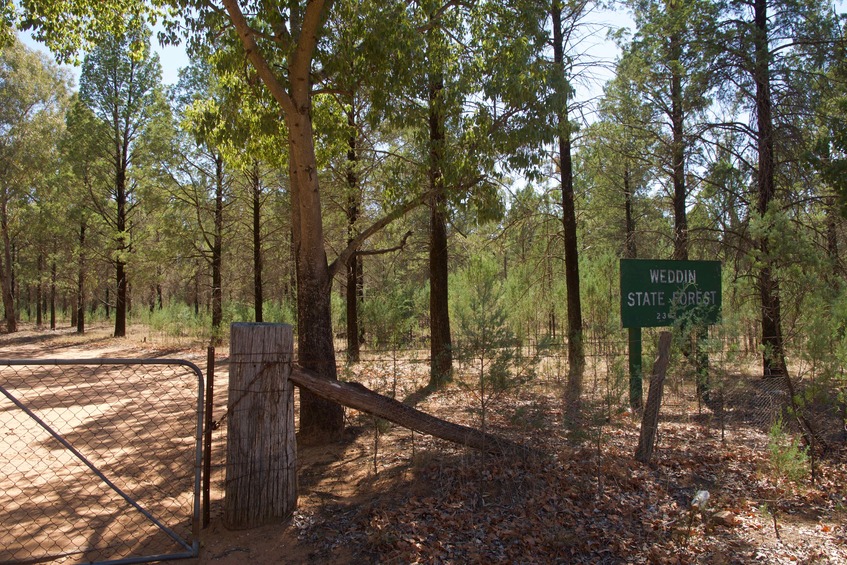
331 334 847 451
0 359 203 565
202 332 845 532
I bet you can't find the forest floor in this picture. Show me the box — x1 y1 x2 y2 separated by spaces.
2 323 846 564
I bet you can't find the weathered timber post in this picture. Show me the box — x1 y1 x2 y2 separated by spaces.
224 323 297 529
635 331 673 463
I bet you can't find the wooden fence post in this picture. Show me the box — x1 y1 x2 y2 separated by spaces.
635 331 673 464
224 323 297 529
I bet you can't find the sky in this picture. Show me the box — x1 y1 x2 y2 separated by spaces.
19 6 633 95
19 27 190 88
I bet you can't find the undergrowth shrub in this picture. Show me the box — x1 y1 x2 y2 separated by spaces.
767 417 809 485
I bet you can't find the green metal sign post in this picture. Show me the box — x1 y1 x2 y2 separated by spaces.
620 259 721 410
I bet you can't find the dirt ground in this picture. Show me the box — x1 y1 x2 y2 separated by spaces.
3 323 846 564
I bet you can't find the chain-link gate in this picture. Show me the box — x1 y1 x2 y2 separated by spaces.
0 359 204 564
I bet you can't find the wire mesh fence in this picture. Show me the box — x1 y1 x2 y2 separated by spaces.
199 329 845 532
330 332 846 453
0 359 203 565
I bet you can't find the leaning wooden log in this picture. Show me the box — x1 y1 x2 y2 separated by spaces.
290 366 534 457
635 331 673 464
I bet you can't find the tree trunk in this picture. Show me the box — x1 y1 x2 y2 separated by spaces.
624 166 637 259
114 165 127 337
251 160 264 323
670 29 688 262
753 0 788 379
0 189 17 333
50 260 56 330
553 1 585 426
211 154 225 334
77 220 86 334
36 255 43 328
288 97 344 445
346 106 363 362
193 267 200 316
428 65 453 389
225 323 297 529
71 295 78 328
115 262 127 336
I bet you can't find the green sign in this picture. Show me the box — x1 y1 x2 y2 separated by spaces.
620 259 721 328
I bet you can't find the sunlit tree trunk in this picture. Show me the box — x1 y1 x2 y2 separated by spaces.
287 86 344 445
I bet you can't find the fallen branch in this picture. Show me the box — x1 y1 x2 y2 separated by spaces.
290 366 535 457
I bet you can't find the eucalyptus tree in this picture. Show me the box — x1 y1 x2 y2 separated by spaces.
0 37 70 332
78 24 165 337
18 0 546 444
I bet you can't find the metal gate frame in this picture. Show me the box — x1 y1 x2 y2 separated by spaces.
0 358 204 565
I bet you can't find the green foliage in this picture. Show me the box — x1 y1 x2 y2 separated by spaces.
16 0 168 65
134 301 209 338
222 300 294 326
767 417 809 485
453 252 542 395
360 285 416 349
133 300 295 340
4 0 847 419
